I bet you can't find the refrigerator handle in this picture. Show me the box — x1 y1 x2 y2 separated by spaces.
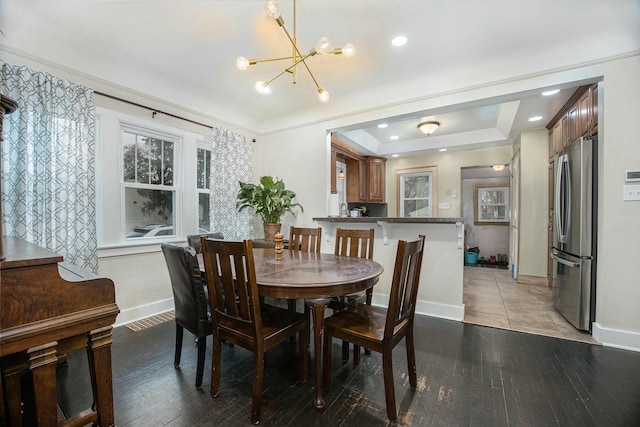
564 155 571 244
550 252 580 268
555 154 569 243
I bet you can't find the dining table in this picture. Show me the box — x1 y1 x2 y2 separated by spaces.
199 246 383 410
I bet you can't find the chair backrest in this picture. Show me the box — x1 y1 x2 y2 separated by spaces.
161 243 209 337
384 235 426 339
187 232 224 253
334 228 375 260
201 238 263 340
289 226 322 253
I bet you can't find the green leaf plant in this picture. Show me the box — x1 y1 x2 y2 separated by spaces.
236 176 303 224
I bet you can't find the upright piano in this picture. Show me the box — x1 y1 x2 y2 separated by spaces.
0 236 120 427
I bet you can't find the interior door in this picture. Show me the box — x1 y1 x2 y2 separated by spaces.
510 150 520 279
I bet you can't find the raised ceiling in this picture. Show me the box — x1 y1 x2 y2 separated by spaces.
1 1 639 152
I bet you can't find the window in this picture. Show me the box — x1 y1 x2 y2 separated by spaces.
475 184 509 224
396 167 438 217
197 146 212 232
122 127 177 239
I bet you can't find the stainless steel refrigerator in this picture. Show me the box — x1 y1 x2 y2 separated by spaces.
551 136 597 331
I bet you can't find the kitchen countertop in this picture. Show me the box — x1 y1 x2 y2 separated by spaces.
313 216 464 224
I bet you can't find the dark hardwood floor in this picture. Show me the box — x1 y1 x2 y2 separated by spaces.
56 315 640 426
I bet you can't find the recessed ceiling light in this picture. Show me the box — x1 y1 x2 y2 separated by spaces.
542 89 560 96
390 135 399 140
391 36 407 47
391 154 399 158
528 116 543 122
377 123 388 128
439 148 447 152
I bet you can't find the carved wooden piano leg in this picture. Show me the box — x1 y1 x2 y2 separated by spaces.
27 342 58 427
87 326 115 427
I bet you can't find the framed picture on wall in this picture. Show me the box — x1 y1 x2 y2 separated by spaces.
474 184 509 225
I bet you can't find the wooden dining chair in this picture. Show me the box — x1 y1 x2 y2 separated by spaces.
322 235 426 422
332 228 376 364
201 238 309 425
161 243 212 388
287 226 322 311
186 232 224 253
288 226 322 253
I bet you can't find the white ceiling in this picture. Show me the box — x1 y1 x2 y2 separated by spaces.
1 1 639 156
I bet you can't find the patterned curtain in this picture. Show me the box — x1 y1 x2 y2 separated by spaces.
210 127 253 240
0 61 98 272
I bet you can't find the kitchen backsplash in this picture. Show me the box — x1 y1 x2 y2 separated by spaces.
347 203 388 217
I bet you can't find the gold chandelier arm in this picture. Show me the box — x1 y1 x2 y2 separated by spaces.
252 56 295 64
277 23 323 89
264 51 315 86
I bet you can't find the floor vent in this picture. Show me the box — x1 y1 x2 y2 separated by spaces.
126 311 175 332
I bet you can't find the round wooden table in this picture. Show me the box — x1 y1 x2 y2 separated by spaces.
200 247 384 410
254 248 383 410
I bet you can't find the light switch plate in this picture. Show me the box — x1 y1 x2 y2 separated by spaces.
623 184 640 201
439 202 451 209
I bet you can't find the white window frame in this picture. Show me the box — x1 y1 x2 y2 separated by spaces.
120 122 182 243
196 142 212 232
474 184 510 225
396 166 438 217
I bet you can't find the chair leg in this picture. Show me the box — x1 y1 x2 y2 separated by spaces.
251 352 265 424
195 335 207 388
322 330 332 391
382 345 397 421
364 291 373 356
353 344 361 365
211 335 222 398
174 324 184 367
406 327 417 388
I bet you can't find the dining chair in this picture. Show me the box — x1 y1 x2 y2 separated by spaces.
201 238 309 425
331 228 376 364
287 226 322 312
186 232 224 253
161 243 212 388
322 235 426 422
288 226 322 253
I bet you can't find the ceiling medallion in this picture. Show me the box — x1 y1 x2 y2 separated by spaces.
236 0 355 102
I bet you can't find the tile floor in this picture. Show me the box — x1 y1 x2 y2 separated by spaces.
463 266 598 344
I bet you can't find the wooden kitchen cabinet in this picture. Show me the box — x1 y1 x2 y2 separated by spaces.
367 157 386 202
578 85 598 137
345 156 386 203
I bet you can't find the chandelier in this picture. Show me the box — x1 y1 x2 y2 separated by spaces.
417 121 440 136
235 0 355 103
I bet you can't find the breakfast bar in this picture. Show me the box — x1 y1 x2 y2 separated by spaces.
313 217 466 321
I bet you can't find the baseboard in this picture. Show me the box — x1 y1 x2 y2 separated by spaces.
592 322 640 353
516 274 548 286
114 298 175 327
371 294 464 322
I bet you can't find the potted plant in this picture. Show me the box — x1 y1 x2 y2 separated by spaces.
236 176 303 241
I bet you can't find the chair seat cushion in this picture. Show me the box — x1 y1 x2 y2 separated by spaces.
217 304 306 347
324 303 387 343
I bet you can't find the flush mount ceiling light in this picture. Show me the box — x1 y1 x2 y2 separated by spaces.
236 0 355 103
492 164 506 172
417 121 440 136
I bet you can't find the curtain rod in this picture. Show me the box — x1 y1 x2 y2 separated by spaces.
94 91 213 130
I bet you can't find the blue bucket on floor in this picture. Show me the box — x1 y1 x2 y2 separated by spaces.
464 251 478 265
